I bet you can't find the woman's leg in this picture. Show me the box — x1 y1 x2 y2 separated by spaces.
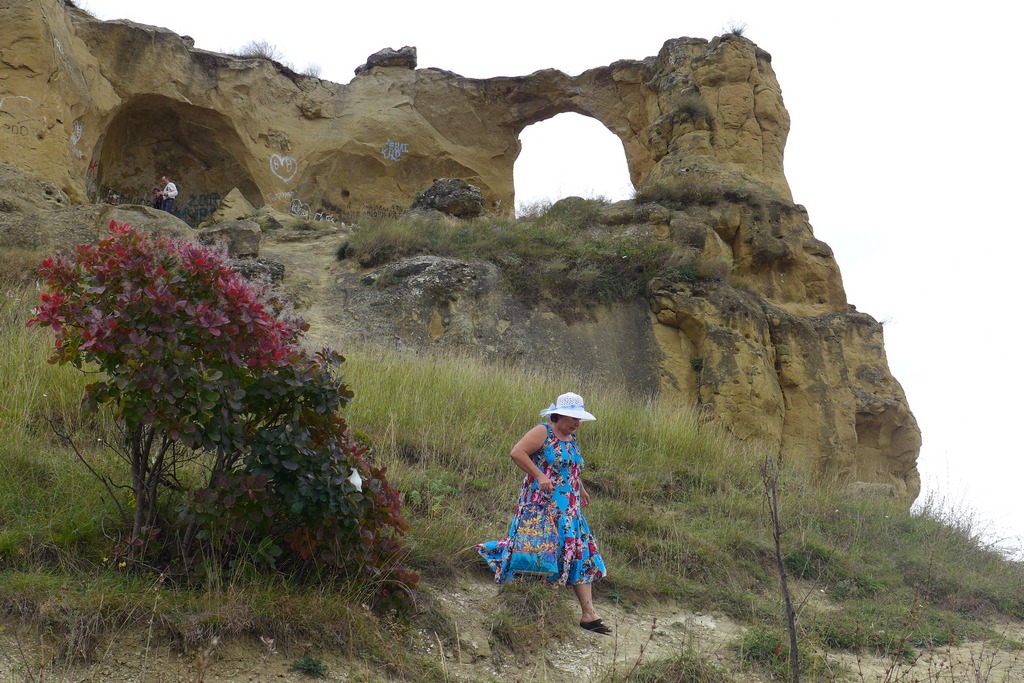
572 583 599 623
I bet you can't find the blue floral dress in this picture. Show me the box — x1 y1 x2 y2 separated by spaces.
477 423 607 585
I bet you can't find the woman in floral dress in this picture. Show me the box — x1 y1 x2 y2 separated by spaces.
477 392 610 635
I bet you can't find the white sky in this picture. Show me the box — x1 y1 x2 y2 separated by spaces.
83 0 1024 556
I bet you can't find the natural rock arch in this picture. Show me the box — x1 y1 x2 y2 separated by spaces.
2 2 795 219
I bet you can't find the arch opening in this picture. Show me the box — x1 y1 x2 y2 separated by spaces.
94 96 259 225
513 112 634 217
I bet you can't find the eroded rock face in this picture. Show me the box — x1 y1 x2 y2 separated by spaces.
649 278 920 497
322 253 663 395
0 3 921 499
642 190 920 497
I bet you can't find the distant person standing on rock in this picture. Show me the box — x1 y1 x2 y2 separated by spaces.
158 175 178 214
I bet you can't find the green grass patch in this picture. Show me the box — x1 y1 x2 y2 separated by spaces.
289 654 329 678
736 625 833 681
341 200 674 319
805 598 992 662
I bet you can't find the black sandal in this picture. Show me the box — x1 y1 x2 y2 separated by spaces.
580 618 612 635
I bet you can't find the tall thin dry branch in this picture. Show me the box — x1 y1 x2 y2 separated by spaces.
761 452 800 683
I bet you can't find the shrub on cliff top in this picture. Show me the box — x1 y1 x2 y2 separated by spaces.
236 39 284 62
28 222 415 600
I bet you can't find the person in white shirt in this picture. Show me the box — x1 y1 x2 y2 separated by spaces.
159 175 179 213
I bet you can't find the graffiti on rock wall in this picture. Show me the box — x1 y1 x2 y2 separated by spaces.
0 96 35 139
290 197 338 223
269 154 298 183
99 184 222 227
361 204 403 220
380 139 408 162
177 193 222 225
0 95 32 117
85 158 99 200
272 194 393 224
269 191 344 222
70 119 84 158
319 199 356 225
104 187 153 206
1 121 33 137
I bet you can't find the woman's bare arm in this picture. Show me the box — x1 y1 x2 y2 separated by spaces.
509 424 552 492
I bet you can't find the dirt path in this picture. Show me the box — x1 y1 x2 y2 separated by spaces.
258 230 348 345
425 577 756 683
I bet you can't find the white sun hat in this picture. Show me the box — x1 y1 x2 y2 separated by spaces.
539 392 596 421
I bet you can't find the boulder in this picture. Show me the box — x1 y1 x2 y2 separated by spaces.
411 179 485 218
211 188 256 223
196 219 261 258
229 257 285 284
355 46 417 75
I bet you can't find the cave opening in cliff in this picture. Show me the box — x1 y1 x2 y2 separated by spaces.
513 113 634 217
94 95 260 226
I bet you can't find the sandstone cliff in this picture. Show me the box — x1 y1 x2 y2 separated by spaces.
0 1 789 221
0 1 920 497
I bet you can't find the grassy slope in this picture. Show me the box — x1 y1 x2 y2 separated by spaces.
2 225 1023 681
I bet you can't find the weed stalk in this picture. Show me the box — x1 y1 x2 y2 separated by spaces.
761 452 800 683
